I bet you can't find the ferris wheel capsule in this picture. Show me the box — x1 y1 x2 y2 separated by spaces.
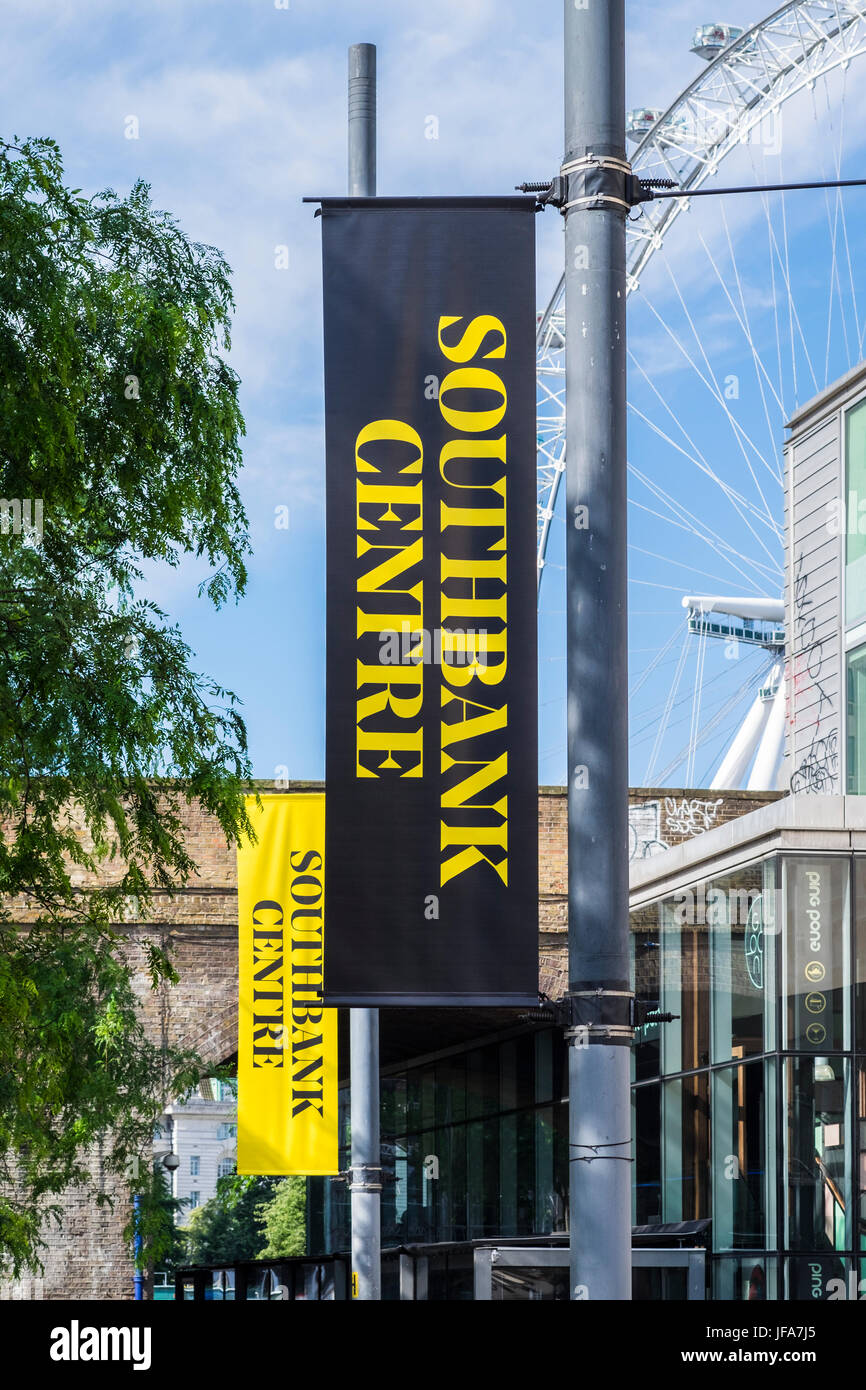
690 22 745 59
626 108 663 142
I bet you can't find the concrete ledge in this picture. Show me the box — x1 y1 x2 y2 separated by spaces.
630 794 866 906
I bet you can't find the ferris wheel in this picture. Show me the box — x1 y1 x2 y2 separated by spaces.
536 1 866 790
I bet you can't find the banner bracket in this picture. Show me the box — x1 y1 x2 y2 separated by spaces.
347 1163 383 1194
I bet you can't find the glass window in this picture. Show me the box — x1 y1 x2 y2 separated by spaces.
382 1137 408 1243
466 1119 499 1238
848 646 866 792
856 1062 866 1257
660 897 710 1075
500 1035 534 1113
435 1057 466 1127
188 1191 200 1210
711 1062 770 1250
499 1112 518 1234
381 1075 408 1138
440 1125 467 1243
846 398 866 626
662 1073 709 1223
189 1155 200 1177
786 1255 850 1301
218 1158 235 1178
633 1083 661 1226
466 1045 499 1119
632 1266 690 1301
210 1269 236 1301
534 1030 554 1104
783 857 849 1051
491 1265 569 1300
533 1106 557 1234
405 1065 435 1133
709 864 768 1063
631 902 661 1081
217 1122 237 1140
855 859 866 1048
712 1256 777 1301
421 1067 436 1131
405 1132 431 1242
785 1056 850 1253
762 856 779 1054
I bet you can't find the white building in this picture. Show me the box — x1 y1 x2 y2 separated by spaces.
154 1078 237 1223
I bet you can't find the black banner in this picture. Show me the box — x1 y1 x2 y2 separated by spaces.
320 197 538 1005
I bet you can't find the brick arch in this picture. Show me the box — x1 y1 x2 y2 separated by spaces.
161 988 238 1074
183 998 238 1073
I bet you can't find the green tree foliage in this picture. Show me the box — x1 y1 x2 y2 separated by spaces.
184 1175 277 1266
0 135 254 1275
257 1178 306 1259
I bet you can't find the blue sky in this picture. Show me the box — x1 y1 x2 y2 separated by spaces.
6 0 865 785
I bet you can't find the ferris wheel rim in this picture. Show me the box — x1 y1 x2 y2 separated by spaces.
536 0 866 581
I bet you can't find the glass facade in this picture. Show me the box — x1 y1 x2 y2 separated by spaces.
848 645 866 793
307 848 866 1299
632 850 866 1299
308 1030 569 1255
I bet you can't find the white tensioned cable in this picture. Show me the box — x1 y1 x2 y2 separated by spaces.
628 543 767 594
653 659 776 785
811 76 848 380
626 377 784 570
627 463 781 588
695 221 785 484
629 623 683 700
651 245 784 570
686 623 709 787
626 357 781 536
829 72 865 358
644 626 691 784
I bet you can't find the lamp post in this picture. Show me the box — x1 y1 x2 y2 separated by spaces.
563 0 633 1301
346 41 383 1303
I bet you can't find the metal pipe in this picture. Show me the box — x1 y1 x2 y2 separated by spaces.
349 1008 381 1300
133 1193 143 1300
347 41 382 1303
348 43 376 198
563 0 633 1301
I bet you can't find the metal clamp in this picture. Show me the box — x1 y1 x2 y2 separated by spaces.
517 168 676 213
563 987 635 1046
560 154 639 214
347 1164 383 1193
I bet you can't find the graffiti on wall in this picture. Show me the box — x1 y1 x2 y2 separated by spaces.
628 800 668 861
628 795 729 862
663 796 723 837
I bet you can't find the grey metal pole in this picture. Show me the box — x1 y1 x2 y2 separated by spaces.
348 42 376 198
563 0 633 1300
347 40 382 1303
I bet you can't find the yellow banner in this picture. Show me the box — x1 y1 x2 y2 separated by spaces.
237 792 338 1175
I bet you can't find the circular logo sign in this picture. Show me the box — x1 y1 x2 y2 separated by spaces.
806 1022 827 1045
805 992 826 1014
805 960 825 984
744 895 763 991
